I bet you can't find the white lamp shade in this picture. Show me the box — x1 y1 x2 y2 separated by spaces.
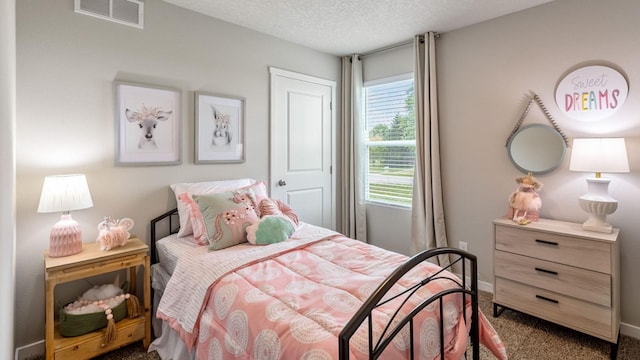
569 138 629 174
38 174 94 213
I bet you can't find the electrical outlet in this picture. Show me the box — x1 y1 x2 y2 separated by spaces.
459 241 468 251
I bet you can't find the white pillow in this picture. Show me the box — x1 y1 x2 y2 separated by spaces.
170 178 255 237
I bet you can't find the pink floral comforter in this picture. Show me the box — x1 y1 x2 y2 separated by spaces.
157 224 507 360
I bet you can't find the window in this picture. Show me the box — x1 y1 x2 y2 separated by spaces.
363 76 415 207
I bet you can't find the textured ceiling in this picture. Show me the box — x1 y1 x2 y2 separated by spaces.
162 0 553 56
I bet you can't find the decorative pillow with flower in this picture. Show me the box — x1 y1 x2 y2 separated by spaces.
240 181 269 213
258 198 299 226
192 189 260 250
170 178 255 238
246 215 296 245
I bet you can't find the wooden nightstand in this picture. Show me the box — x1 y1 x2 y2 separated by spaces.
44 238 151 360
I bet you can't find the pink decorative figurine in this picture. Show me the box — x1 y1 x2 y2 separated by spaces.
96 217 134 251
508 174 543 225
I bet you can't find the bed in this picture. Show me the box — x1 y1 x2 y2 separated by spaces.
148 179 507 360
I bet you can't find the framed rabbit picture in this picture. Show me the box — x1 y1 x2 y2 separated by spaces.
195 91 246 164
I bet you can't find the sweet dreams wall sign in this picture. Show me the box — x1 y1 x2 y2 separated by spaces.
555 65 628 122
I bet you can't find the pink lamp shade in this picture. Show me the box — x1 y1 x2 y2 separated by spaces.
38 174 93 257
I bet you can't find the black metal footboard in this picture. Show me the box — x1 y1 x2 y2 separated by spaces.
338 247 479 360
149 208 180 265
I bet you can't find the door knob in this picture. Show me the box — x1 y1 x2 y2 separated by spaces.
277 179 287 186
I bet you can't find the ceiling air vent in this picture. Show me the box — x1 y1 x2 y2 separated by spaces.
74 0 144 29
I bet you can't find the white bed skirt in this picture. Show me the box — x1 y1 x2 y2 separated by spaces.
149 264 195 360
148 321 195 360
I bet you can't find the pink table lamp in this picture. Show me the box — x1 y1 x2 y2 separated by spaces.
38 174 94 257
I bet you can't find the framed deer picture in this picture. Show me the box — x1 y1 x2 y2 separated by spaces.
115 81 182 166
195 92 245 164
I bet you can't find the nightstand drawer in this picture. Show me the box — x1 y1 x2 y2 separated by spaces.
54 317 145 360
494 250 611 306
495 225 611 272
495 278 612 340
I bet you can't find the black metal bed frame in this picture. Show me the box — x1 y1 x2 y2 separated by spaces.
149 208 180 265
149 208 480 360
338 247 479 360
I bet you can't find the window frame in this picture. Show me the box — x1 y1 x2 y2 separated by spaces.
362 73 416 208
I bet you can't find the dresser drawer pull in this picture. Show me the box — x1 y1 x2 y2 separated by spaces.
535 239 558 246
536 294 559 304
534 267 558 275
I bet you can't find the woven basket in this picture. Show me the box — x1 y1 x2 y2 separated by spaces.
59 282 129 337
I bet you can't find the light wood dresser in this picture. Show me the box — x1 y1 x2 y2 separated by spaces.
492 218 620 358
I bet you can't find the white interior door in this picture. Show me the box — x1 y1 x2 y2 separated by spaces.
269 67 336 230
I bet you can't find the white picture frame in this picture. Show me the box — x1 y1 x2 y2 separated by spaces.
195 91 245 164
115 81 181 166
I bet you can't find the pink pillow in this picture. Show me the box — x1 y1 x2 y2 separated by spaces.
259 198 299 226
178 193 208 246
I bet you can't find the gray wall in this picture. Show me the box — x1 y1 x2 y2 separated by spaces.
15 0 340 348
365 0 640 338
438 0 640 335
2 0 16 358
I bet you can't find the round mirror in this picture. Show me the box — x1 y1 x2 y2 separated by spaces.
507 124 566 174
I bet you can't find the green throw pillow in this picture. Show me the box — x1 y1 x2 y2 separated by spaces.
246 215 296 245
193 189 259 250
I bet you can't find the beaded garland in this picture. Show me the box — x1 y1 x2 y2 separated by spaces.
64 293 134 319
61 289 141 345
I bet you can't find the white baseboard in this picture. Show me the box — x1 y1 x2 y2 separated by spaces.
478 279 493 293
621 322 640 340
456 273 493 294
14 340 44 360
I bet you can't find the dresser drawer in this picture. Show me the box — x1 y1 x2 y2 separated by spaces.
494 250 611 306
495 225 611 273
495 278 613 340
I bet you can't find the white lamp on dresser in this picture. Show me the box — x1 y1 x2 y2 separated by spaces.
569 138 629 233
38 174 94 257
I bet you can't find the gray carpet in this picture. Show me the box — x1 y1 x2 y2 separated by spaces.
475 292 640 359
92 291 640 359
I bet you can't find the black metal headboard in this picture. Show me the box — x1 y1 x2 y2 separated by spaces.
149 208 180 264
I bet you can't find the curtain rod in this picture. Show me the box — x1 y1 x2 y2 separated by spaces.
360 39 413 58
359 33 439 58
